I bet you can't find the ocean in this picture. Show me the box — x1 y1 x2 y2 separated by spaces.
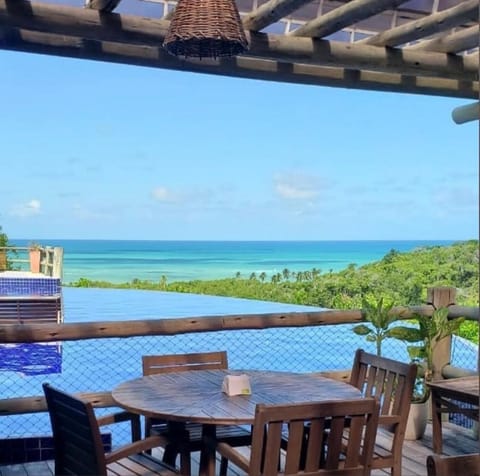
2 239 478 441
11 239 456 284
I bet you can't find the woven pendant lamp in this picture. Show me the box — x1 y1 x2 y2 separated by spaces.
163 0 248 59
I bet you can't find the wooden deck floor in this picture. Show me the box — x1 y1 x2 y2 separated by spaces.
1 422 478 476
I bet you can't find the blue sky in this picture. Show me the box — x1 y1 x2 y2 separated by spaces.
1 50 478 241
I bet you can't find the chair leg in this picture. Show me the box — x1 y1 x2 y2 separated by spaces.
219 456 228 476
179 448 191 476
392 461 402 476
131 416 141 442
162 443 179 466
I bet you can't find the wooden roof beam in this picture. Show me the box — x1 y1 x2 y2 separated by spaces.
408 25 479 54
290 0 409 38
248 33 478 80
0 27 476 99
242 0 313 32
0 0 476 81
452 102 480 124
85 0 122 13
361 0 479 47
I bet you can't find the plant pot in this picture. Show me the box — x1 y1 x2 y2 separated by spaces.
29 249 41 273
405 400 428 440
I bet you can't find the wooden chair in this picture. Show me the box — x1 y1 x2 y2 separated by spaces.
142 351 251 475
426 453 480 476
207 398 380 476
349 349 417 476
43 383 178 476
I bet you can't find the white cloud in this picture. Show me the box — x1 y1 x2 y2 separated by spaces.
152 186 180 203
9 199 41 217
274 172 322 200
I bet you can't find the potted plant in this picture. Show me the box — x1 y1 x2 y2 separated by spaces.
352 296 405 356
390 307 465 439
29 242 42 273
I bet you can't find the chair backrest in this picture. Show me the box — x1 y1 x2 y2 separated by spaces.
43 383 108 476
349 349 417 433
142 351 228 375
249 398 380 476
426 453 480 476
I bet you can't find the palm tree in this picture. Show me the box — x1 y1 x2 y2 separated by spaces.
0 225 16 270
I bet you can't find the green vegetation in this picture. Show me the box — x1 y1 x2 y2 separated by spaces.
69 240 479 343
352 296 406 356
390 307 465 402
0 226 17 270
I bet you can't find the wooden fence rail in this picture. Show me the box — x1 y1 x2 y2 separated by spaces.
0 304 477 344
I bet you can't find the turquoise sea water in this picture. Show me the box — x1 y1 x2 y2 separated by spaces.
12 239 455 283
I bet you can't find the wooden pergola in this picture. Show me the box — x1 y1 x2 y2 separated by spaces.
0 0 478 101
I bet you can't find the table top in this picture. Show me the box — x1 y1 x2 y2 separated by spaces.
428 376 479 401
112 369 363 425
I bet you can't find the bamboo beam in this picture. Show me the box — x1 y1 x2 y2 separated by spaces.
248 32 478 80
0 305 477 343
362 0 479 47
451 101 480 124
0 1 477 81
85 0 122 13
242 0 313 32
290 0 409 38
409 25 480 53
0 311 364 343
0 0 172 45
0 28 477 99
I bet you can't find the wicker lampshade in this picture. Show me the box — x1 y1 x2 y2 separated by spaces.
163 0 248 59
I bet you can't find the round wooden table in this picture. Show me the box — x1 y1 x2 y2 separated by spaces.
112 369 362 475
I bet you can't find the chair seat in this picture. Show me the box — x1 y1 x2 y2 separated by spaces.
107 453 178 476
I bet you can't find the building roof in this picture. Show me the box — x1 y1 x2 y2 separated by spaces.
0 0 478 98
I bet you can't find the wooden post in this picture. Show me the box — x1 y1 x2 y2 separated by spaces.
52 247 64 280
427 286 457 381
0 249 7 270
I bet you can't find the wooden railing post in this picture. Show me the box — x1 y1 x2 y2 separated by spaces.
427 286 457 381
52 247 64 279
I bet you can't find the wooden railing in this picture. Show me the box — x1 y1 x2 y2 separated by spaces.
0 246 64 278
0 287 478 419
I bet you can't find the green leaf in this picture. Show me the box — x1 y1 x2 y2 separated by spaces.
389 326 423 342
407 345 425 360
353 324 372 336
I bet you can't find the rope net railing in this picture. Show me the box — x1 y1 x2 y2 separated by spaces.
1 323 477 449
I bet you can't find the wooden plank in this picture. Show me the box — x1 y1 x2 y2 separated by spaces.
242 0 313 31
0 391 115 415
291 0 408 38
362 0 479 47
0 304 477 344
0 28 477 99
0 297 61 324
0 0 477 81
0 422 477 476
409 25 480 54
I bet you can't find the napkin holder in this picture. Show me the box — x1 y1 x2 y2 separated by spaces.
222 374 252 396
